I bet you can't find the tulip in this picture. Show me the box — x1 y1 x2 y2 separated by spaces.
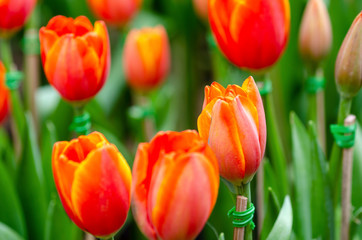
193 0 208 20
0 62 9 124
197 76 266 185
132 130 219 240
0 0 37 36
299 0 332 64
208 0 290 70
335 12 362 98
123 26 171 90
87 0 141 26
52 132 132 238
39 15 110 102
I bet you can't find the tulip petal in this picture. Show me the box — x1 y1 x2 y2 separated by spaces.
150 152 219 240
208 99 245 184
242 76 266 157
71 145 131 237
197 98 218 142
73 16 93 36
39 28 59 64
93 21 110 87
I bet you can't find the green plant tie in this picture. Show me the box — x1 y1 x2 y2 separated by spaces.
70 111 91 136
330 123 356 148
227 203 255 229
5 71 23 90
306 76 325 93
259 78 272 96
22 32 40 55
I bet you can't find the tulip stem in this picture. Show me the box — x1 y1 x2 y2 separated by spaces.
236 183 253 240
0 38 14 70
328 96 352 205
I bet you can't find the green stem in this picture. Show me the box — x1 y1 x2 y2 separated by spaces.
262 77 288 197
238 182 252 240
0 38 13 70
328 96 352 204
308 93 317 125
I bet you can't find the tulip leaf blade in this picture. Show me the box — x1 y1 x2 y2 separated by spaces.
0 128 16 179
16 113 48 240
0 160 27 238
290 112 312 239
308 121 334 239
44 196 81 240
0 222 25 240
261 187 281 240
265 196 293 240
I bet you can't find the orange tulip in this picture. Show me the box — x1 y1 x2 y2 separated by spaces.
87 0 141 26
0 0 37 35
198 76 266 185
193 0 208 20
0 62 9 124
52 132 132 238
132 130 219 240
39 16 110 102
123 26 171 90
208 0 290 70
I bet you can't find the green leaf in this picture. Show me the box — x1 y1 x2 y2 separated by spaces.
16 113 48 240
263 159 282 204
40 121 58 200
261 187 281 240
0 129 16 179
290 112 312 239
352 121 362 209
308 122 334 239
0 222 25 240
44 196 81 240
266 196 293 240
0 161 26 238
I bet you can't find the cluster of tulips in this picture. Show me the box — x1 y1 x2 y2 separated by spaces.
0 0 361 239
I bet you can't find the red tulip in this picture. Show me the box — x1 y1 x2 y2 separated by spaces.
0 62 9 124
123 26 171 90
208 0 290 70
197 76 266 185
52 132 132 238
0 0 37 35
132 130 219 240
39 16 110 102
87 0 141 26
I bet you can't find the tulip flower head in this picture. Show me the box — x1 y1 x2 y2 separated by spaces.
208 0 290 70
0 62 9 124
52 132 132 238
198 76 266 185
335 12 362 98
0 0 37 36
193 0 208 20
39 16 110 102
123 25 171 91
132 130 219 240
87 0 141 26
299 0 332 64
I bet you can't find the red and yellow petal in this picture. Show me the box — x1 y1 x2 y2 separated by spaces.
71 145 131 237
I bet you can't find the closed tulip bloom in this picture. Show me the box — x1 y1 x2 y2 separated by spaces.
132 130 219 240
208 0 290 70
87 0 141 26
299 0 332 64
198 76 266 185
123 26 170 90
52 132 132 238
39 16 110 102
0 0 37 35
335 12 362 98
193 0 208 20
0 62 9 124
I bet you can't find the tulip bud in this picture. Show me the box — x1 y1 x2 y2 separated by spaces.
87 0 141 26
132 130 219 240
0 0 37 36
299 0 332 64
193 0 208 20
39 16 110 102
335 12 362 98
0 62 10 124
52 132 132 238
208 0 290 70
123 26 171 91
197 76 266 185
